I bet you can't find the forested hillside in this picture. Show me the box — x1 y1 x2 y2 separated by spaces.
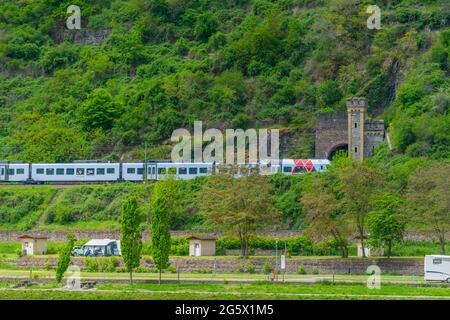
0 0 448 162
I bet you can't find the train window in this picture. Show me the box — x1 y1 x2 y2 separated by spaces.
17 169 25 175
199 167 207 174
151 167 156 174
76 168 85 175
178 167 187 175
127 168 136 174
189 168 198 175
66 169 75 175
97 168 105 175
0 168 3 175
107 168 115 174
8 169 15 175
168 167 176 174
56 169 64 175
137 168 144 175
46 168 55 175
433 258 442 265
36 169 44 174
283 166 292 173
87 168 95 176
158 168 166 175
293 166 306 174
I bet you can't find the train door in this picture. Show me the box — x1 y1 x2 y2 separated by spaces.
147 164 157 180
0 164 7 181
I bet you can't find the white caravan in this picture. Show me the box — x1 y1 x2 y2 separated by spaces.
424 255 450 282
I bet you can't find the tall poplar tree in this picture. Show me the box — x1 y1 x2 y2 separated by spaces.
120 195 144 284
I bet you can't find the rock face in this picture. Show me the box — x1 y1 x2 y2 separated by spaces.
54 29 111 45
17 256 424 275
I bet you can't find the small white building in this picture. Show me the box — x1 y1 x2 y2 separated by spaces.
187 236 217 256
424 255 450 282
19 235 48 256
355 235 370 257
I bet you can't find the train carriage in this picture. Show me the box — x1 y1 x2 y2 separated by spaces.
31 163 120 182
0 162 29 182
280 159 330 175
156 162 213 180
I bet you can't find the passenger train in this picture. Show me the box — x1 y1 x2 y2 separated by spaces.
0 159 330 183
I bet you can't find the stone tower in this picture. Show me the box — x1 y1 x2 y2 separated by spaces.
347 97 367 160
314 97 385 160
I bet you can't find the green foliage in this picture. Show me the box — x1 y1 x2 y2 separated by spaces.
78 89 123 131
55 233 76 283
0 1 447 161
0 187 56 230
151 181 172 271
120 195 144 281
367 192 406 257
262 261 272 275
298 265 306 275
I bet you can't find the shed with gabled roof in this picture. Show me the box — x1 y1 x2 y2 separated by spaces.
18 235 48 256
187 236 217 256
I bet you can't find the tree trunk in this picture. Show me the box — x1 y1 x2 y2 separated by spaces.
130 270 133 285
340 244 348 258
159 269 162 285
439 235 446 255
387 241 392 258
360 234 366 258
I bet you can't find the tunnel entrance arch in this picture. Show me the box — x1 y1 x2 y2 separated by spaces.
326 142 348 160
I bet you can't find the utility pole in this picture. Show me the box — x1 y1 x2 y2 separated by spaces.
144 142 148 183
275 239 278 282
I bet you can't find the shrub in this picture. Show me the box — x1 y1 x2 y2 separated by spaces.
312 266 319 275
262 261 272 275
135 266 158 273
84 257 98 272
235 264 244 273
98 257 116 272
246 263 255 274
298 265 306 275
166 264 177 273
44 259 51 270
191 268 212 274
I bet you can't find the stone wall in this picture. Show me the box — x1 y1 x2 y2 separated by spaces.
17 256 424 276
0 230 442 242
314 113 348 159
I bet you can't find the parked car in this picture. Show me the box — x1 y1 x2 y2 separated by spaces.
71 246 84 256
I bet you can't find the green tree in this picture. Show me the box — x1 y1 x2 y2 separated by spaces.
55 233 76 283
120 195 144 284
198 173 278 256
78 89 122 131
336 159 384 257
406 162 449 254
195 13 219 41
301 175 350 258
367 192 406 258
151 182 172 283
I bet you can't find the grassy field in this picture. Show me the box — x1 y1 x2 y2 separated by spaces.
0 282 449 300
0 269 430 283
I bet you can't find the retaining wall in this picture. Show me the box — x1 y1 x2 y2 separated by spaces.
17 257 424 276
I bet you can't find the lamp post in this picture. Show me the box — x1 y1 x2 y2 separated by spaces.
275 239 278 282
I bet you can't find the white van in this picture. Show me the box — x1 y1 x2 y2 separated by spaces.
424 255 450 282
